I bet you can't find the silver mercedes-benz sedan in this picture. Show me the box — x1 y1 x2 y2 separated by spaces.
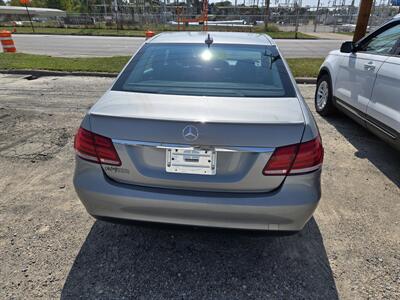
73 32 323 232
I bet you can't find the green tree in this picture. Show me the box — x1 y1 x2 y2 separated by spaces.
9 0 23 6
60 0 74 11
32 0 49 7
46 0 63 9
0 0 5 5
215 1 232 6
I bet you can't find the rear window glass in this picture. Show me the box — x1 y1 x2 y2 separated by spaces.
112 43 296 98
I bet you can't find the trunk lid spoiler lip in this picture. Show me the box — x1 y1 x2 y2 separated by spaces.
88 91 305 125
89 112 305 125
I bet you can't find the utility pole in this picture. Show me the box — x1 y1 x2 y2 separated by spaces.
20 0 34 33
314 0 321 32
370 0 376 31
163 0 167 24
353 0 373 42
264 0 270 31
103 0 107 16
332 0 337 33
235 0 238 16
294 1 300 39
348 0 355 25
113 0 119 32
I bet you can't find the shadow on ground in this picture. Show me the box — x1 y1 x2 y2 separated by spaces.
61 218 338 299
324 113 400 187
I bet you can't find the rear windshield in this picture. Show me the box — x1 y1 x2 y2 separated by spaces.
112 43 296 97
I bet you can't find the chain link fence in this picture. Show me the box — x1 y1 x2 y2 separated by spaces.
1 4 399 34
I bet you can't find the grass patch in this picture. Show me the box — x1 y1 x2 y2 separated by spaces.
337 32 354 37
268 31 316 39
0 53 127 73
287 58 324 78
1 26 148 37
0 53 323 78
1 26 316 39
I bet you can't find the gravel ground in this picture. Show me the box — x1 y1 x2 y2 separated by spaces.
0 74 399 299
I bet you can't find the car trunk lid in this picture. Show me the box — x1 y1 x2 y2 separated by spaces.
89 91 305 192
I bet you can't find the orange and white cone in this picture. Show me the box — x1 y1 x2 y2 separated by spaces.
0 30 17 53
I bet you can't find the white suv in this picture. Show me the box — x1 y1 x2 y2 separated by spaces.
315 15 400 151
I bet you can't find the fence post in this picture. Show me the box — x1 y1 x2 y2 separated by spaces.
264 0 270 31
314 0 321 32
333 14 337 33
295 3 300 39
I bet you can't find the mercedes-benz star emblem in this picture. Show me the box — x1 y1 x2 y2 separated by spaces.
182 125 199 142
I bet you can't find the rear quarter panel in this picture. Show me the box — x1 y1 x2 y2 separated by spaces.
280 50 320 142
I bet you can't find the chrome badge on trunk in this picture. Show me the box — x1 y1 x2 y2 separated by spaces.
182 125 199 142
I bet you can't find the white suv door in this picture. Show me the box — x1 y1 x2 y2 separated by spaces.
334 23 400 113
367 54 400 139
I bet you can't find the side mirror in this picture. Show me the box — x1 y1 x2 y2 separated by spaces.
340 41 356 53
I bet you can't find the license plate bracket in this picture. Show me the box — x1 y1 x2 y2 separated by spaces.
166 148 217 175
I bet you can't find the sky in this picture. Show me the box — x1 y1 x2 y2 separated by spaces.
0 0 364 6
4 0 393 8
209 0 364 7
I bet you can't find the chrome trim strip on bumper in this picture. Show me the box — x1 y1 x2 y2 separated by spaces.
112 139 275 153
289 163 323 174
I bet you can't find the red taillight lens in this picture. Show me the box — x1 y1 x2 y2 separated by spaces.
263 136 323 176
290 136 324 174
262 144 298 176
74 127 98 163
74 127 121 166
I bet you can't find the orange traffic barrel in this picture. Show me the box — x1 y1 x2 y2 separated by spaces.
0 31 16 53
145 30 155 40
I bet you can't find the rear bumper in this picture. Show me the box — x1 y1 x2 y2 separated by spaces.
73 159 322 231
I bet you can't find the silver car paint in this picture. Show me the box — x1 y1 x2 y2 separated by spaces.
88 114 305 192
89 91 304 124
74 32 322 231
74 159 321 231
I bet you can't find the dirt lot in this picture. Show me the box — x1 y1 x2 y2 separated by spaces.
0 74 399 299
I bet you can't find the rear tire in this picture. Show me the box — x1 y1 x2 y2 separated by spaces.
315 73 336 116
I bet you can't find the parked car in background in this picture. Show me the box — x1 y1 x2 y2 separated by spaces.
315 15 400 151
73 32 324 232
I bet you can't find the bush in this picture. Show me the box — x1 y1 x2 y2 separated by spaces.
253 23 280 33
264 23 280 32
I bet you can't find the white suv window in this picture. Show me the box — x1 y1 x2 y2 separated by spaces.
360 23 400 55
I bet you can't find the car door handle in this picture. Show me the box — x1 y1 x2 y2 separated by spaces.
364 62 376 71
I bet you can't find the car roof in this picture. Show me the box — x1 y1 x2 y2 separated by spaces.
147 31 275 46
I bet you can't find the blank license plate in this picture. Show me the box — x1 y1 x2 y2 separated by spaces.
166 148 217 175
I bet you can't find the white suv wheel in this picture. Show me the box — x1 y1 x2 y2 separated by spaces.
316 81 329 110
315 73 336 116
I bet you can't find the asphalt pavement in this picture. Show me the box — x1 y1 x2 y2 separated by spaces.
11 34 346 58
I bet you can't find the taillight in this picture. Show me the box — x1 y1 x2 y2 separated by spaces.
263 136 323 176
74 127 121 166
290 137 324 174
262 144 298 176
